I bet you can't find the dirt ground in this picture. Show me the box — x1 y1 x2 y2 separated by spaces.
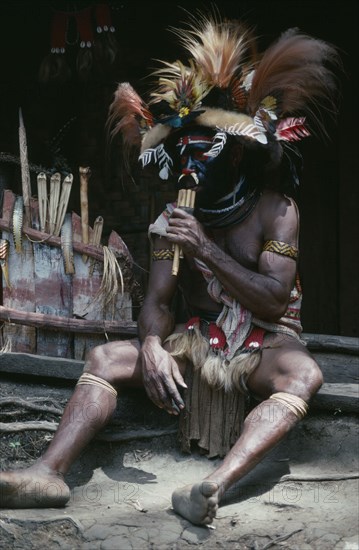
0 374 358 550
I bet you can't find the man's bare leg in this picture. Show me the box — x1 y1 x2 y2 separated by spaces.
0 340 143 508
172 336 323 525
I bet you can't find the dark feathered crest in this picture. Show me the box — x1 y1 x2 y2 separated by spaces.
248 29 340 135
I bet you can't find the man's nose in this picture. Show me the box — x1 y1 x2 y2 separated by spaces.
181 168 195 176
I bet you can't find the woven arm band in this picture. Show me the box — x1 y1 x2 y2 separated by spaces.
263 240 298 261
152 248 175 261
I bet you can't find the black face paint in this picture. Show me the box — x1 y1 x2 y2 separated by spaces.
173 127 235 209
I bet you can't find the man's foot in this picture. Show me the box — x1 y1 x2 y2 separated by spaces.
0 465 70 508
171 481 220 525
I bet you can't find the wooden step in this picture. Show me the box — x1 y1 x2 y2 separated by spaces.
0 332 358 413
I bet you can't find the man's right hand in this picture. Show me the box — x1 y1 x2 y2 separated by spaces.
139 335 187 415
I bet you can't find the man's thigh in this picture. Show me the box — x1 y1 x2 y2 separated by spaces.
246 333 320 400
84 324 188 388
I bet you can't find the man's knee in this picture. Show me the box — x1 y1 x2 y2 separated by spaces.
83 340 135 385
277 357 323 401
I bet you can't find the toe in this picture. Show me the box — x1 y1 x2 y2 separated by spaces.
201 481 218 497
203 515 214 525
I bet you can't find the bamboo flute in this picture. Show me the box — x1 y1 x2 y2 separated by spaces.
79 166 91 261
171 187 196 276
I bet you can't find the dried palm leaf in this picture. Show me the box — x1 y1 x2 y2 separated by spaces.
54 174 73 237
37 172 48 232
48 173 61 234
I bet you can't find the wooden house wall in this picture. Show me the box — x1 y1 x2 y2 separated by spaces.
0 1 357 338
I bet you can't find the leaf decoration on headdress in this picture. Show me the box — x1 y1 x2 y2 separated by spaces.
247 29 340 136
156 143 173 180
173 14 256 89
138 149 156 168
275 117 311 141
139 143 173 180
204 132 227 158
219 122 268 144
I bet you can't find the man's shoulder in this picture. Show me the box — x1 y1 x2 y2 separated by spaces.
259 189 298 214
258 190 299 230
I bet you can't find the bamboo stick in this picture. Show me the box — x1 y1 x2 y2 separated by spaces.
79 166 91 261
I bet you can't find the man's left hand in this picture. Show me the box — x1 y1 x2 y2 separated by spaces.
166 208 209 259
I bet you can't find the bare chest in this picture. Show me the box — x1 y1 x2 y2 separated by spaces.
207 217 263 269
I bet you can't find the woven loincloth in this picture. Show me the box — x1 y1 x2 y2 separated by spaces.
168 321 265 458
178 364 246 458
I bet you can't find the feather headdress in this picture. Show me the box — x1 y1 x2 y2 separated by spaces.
107 12 340 180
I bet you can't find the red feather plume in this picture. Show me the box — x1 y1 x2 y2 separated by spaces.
107 83 153 174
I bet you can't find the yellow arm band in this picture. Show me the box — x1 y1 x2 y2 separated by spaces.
152 248 175 261
263 240 298 261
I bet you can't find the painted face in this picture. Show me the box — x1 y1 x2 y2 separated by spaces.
174 127 236 209
177 133 216 186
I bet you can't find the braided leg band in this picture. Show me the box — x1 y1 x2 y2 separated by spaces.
269 392 308 420
76 373 118 398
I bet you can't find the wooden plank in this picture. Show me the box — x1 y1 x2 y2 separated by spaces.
32 198 73 358
0 218 133 264
312 383 359 413
72 212 105 360
1 189 36 353
302 333 359 355
314 352 359 384
0 352 84 379
0 354 357 413
0 305 138 335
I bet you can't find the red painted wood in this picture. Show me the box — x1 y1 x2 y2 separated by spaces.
32 197 73 358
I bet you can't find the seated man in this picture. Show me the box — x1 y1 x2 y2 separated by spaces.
0 14 339 526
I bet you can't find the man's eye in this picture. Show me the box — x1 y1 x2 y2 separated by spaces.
194 152 207 161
